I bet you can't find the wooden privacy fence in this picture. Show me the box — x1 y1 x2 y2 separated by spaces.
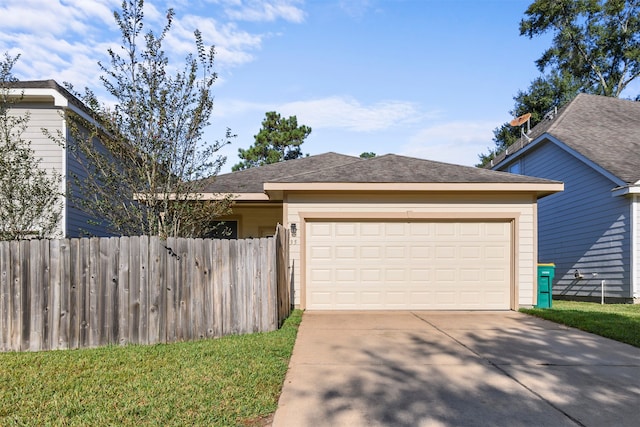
0 225 290 352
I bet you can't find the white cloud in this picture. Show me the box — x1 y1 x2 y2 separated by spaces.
280 97 436 131
0 0 275 90
170 16 263 68
212 99 269 117
212 95 438 132
0 0 121 86
339 0 375 18
0 0 116 36
401 121 497 167
209 0 306 23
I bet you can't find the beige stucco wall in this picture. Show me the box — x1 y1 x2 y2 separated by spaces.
283 191 539 310
222 204 283 239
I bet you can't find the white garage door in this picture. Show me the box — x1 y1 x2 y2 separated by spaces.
305 221 512 310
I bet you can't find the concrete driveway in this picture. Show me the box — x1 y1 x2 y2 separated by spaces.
272 311 640 427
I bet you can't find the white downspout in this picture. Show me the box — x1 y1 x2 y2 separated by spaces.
632 195 638 300
60 110 68 238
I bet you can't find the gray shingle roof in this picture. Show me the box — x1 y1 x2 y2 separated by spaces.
269 153 556 184
204 152 559 194
491 94 640 184
202 152 362 193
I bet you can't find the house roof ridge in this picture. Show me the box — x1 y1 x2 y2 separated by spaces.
545 93 588 134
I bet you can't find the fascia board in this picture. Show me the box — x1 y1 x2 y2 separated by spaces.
611 185 640 197
134 192 270 201
491 134 547 170
493 133 626 188
205 192 269 201
263 181 564 195
544 135 627 187
9 87 69 107
10 87 98 125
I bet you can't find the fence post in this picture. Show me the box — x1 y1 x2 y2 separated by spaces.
275 224 291 326
117 236 130 346
49 239 61 350
0 241 10 351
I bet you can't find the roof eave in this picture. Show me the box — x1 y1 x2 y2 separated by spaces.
9 85 100 127
135 192 271 201
491 134 548 170
263 181 564 196
611 185 640 197
8 87 69 107
201 192 270 201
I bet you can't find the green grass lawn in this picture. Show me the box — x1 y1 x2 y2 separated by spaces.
521 300 640 348
0 310 302 427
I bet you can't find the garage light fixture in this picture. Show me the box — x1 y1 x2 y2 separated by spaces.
290 223 297 237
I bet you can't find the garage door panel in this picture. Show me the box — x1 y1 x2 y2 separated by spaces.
385 246 406 258
486 222 509 236
385 223 406 235
309 291 332 305
460 246 482 259
435 246 456 260
409 223 431 235
306 221 511 310
361 268 382 281
435 269 457 282
484 268 509 283
460 291 482 304
435 291 456 305
436 223 456 236
460 223 481 236
310 246 332 260
310 269 332 282
309 223 332 237
460 268 481 281
410 291 433 305
361 292 383 305
336 268 357 282
336 223 357 236
410 268 431 281
361 223 382 235
410 246 431 259
335 246 357 259
360 246 382 260
334 293 357 308
385 269 406 281
486 246 507 259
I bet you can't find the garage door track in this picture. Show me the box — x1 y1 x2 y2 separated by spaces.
272 311 640 427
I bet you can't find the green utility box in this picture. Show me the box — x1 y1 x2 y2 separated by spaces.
536 263 555 308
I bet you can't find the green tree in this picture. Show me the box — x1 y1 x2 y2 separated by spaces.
62 0 232 238
478 0 640 166
479 70 582 166
359 152 376 159
521 0 640 97
232 111 311 171
0 53 62 240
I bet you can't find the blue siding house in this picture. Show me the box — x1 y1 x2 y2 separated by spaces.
490 94 640 303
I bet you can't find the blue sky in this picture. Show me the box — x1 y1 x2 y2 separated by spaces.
1 0 552 172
